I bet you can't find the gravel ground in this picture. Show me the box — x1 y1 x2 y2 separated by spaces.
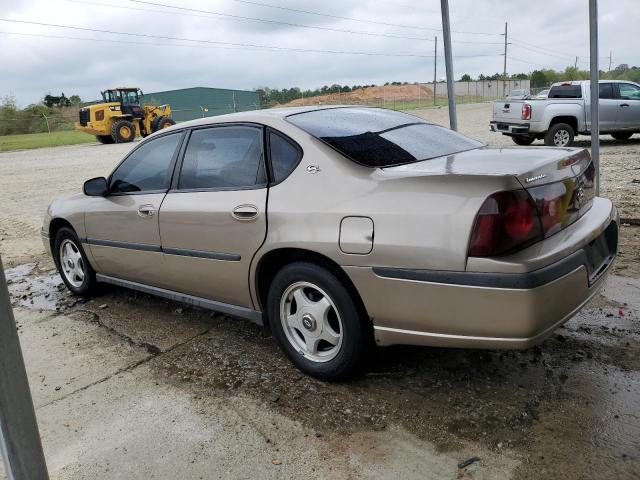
1 103 639 479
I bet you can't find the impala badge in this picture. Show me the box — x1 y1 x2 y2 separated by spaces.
306 165 321 174
525 173 547 183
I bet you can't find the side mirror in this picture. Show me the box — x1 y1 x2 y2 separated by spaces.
83 177 108 196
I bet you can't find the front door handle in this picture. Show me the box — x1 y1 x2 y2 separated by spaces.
137 204 156 217
620 103 630 108
232 204 258 221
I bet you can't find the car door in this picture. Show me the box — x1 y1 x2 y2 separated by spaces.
617 83 640 129
598 82 619 132
158 124 267 308
84 131 183 286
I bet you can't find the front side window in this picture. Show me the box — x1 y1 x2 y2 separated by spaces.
179 126 265 189
287 107 482 167
619 83 640 100
110 133 181 193
269 131 301 183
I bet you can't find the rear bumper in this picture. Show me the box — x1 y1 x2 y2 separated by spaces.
344 208 618 350
490 121 530 135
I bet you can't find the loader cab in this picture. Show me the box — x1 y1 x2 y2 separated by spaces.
101 88 145 118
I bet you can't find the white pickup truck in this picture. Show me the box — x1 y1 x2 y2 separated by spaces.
490 80 640 147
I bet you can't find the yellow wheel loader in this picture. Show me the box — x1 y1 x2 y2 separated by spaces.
75 87 175 144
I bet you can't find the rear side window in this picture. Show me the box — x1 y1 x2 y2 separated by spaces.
179 126 265 190
269 131 301 183
110 132 181 193
599 83 615 99
287 107 482 168
548 85 582 98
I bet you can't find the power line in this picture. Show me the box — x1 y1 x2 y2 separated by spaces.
219 0 502 33
130 0 503 37
71 0 505 46
68 0 434 41
0 19 501 59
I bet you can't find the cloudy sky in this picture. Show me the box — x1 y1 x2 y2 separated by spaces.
0 0 635 106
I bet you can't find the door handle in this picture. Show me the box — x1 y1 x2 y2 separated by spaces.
137 204 156 217
232 204 258 221
620 103 630 108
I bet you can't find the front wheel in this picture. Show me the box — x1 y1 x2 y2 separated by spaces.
511 135 536 146
544 123 575 147
111 120 136 143
611 132 633 141
267 262 367 381
53 227 98 295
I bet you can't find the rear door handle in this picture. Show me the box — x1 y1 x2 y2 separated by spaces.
620 103 630 108
137 204 156 217
232 204 259 221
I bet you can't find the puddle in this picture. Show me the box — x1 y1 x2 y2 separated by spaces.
6 263 67 310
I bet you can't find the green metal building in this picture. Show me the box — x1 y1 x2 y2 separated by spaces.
141 87 261 122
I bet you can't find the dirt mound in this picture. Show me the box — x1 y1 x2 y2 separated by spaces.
281 84 434 107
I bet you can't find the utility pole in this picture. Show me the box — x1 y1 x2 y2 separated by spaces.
574 56 579 69
589 0 600 196
502 22 508 97
608 50 612 72
0 255 50 480
440 0 457 130
433 36 437 106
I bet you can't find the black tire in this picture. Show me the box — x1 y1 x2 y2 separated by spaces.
544 123 575 147
267 262 367 381
111 119 136 143
52 227 98 296
152 116 176 132
611 132 633 141
511 135 536 146
96 135 114 144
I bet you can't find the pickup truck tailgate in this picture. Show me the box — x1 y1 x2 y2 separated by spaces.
492 100 525 122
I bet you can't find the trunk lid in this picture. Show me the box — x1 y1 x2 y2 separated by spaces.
383 146 596 235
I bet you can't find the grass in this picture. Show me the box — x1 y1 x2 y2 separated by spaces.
0 130 95 152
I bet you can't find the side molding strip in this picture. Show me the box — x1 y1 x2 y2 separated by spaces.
84 238 240 261
95 274 263 326
162 247 241 262
85 238 161 252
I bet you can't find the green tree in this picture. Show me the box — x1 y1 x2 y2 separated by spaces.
460 74 472 82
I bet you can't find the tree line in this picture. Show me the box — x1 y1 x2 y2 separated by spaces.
0 93 83 136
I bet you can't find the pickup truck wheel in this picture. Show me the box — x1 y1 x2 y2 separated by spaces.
611 132 633 141
267 262 366 381
511 135 535 146
545 123 574 147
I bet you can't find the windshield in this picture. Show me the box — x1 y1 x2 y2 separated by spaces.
286 107 483 167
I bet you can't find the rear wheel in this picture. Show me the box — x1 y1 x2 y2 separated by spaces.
96 135 114 144
511 135 535 146
611 132 633 141
544 123 575 147
152 116 175 132
267 262 367 381
53 227 98 296
111 120 136 143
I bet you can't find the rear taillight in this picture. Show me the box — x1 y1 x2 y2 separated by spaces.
468 190 543 257
521 103 531 120
528 162 596 238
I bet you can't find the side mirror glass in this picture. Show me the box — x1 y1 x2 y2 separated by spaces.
83 177 108 196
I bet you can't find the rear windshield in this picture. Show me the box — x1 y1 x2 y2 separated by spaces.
286 107 483 167
548 85 582 98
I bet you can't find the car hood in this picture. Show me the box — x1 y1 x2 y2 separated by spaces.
381 145 592 188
